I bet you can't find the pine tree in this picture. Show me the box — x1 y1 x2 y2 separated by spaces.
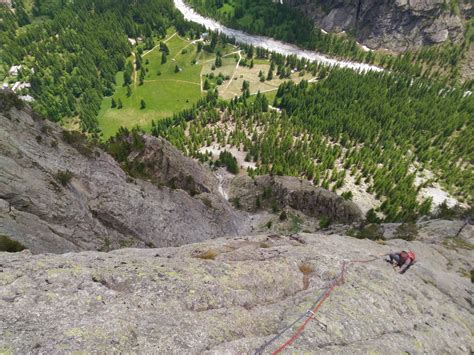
117 99 123 109
140 99 146 110
111 98 117 108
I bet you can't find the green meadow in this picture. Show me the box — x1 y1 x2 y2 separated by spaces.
97 29 310 140
98 33 203 139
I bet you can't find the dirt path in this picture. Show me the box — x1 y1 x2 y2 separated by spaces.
143 32 178 57
222 50 242 94
131 52 137 87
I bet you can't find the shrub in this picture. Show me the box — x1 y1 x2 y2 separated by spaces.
443 237 474 251
290 214 302 233
0 235 26 252
299 262 315 275
196 249 219 260
0 91 24 112
366 209 382 224
279 210 288 221
319 216 332 229
201 197 213 209
231 197 241 209
62 130 94 157
347 224 384 241
394 223 418 241
55 170 73 186
434 201 464 220
341 191 353 200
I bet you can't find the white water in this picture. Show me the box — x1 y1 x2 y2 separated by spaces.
174 0 382 73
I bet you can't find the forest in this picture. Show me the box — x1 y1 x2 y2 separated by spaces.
2 0 472 223
0 0 201 133
151 61 473 222
186 0 473 85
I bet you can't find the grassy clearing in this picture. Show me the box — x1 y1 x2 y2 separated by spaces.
98 33 203 139
219 62 314 100
98 27 315 139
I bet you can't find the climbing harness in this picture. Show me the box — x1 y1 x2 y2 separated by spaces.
254 256 378 355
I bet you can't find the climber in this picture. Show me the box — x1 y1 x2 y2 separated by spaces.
384 250 416 274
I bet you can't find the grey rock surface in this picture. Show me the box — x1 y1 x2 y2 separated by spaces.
283 0 466 51
0 232 472 353
127 134 219 195
0 105 245 254
230 175 362 223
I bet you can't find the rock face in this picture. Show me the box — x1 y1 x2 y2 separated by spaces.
230 175 362 223
127 134 219 195
283 0 467 51
0 100 245 254
0 232 472 353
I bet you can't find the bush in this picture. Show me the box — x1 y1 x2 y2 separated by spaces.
0 235 26 252
299 262 315 275
231 197 241 209
341 191 353 200
394 223 418 241
434 201 464 220
62 130 94 157
366 209 382 224
55 170 73 186
279 210 288 221
0 91 24 112
348 224 384 241
319 216 331 229
290 214 302 233
201 197 213 209
195 249 219 260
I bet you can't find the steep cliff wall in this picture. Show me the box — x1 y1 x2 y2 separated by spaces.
283 0 469 51
0 95 245 254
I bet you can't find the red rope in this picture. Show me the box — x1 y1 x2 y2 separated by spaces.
272 257 377 355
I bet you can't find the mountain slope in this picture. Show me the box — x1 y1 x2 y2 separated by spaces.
1 232 472 353
0 92 364 253
0 94 245 253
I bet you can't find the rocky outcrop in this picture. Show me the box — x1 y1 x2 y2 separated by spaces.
283 0 467 51
0 96 245 254
1 231 472 353
381 219 473 244
230 175 362 223
127 134 219 195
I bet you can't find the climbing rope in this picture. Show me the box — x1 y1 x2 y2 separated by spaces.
255 256 379 355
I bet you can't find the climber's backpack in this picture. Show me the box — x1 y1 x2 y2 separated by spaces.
401 250 416 263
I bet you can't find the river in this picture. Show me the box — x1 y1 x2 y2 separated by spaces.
173 0 383 72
